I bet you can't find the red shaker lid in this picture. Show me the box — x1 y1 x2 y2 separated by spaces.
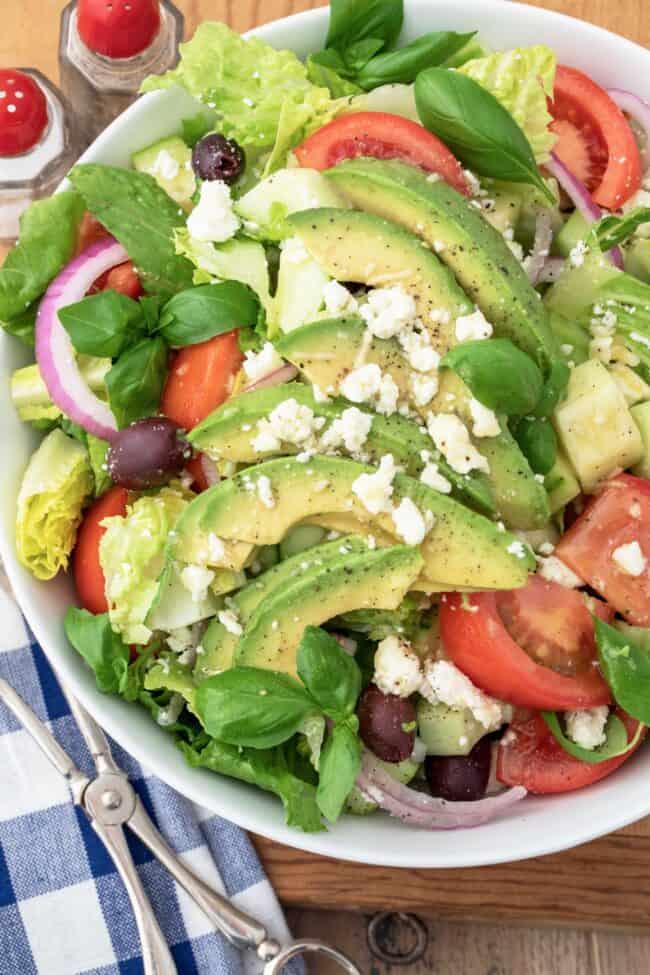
0 69 48 157
77 0 161 59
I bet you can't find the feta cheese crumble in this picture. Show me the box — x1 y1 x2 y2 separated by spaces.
340 364 399 415
242 342 284 383
187 180 240 243
507 540 529 560
218 608 243 636
398 326 440 373
410 372 439 407
373 635 423 698
252 398 324 453
469 398 500 438
569 239 589 268
420 461 452 494
565 706 609 750
352 454 396 515
538 555 584 588
322 280 359 316
359 285 417 339
180 564 215 603
427 413 490 474
151 148 180 181
612 540 647 577
392 497 429 545
256 475 275 509
421 659 509 731
455 309 493 343
319 407 372 456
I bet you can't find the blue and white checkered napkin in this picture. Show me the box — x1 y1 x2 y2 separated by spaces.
0 586 302 975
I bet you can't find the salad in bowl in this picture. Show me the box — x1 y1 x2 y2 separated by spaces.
4 0 650 837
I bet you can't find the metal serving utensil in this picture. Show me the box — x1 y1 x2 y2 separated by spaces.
0 677 360 975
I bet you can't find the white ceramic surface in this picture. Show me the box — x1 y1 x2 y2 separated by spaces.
2 0 649 869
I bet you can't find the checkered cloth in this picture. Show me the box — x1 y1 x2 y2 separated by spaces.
0 587 304 975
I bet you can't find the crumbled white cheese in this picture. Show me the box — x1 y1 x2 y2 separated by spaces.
359 285 417 339
252 397 324 452
166 625 194 655
180 564 215 602
312 384 330 404
565 706 609 750
352 454 396 515
507 540 529 560
463 169 483 197
560 343 574 356
455 308 494 342
538 555 584 588
398 326 440 373
410 372 439 407
281 236 311 263
320 407 372 456
207 533 226 564
242 342 284 383
469 398 500 438
612 540 647 577
569 240 589 268
340 363 382 403
420 461 452 494
151 148 180 181
373 635 423 698
218 608 243 636
187 180 240 243
256 475 275 509
392 497 430 545
421 659 509 731
427 413 489 474
375 372 400 415
322 280 359 316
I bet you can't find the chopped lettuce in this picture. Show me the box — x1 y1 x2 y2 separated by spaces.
298 713 327 770
86 434 112 498
459 45 557 162
174 230 273 316
144 656 198 713
11 356 111 424
99 487 188 645
141 22 337 172
16 429 93 581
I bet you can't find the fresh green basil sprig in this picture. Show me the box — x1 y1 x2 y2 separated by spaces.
594 618 650 725
325 0 403 52
195 626 363 822
541 709 643 765
355 31 477 90
441 338 544 415
589 207 650 254
415 68 555 203
59 290 148 358
512 416 557 475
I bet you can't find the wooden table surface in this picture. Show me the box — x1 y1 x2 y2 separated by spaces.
3 0 650 954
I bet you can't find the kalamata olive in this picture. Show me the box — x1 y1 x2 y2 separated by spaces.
191 133 246 184
107 417 191 489
425 736 491 802
358 684 416 763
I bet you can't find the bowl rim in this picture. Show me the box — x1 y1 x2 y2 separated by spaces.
2 0 650 869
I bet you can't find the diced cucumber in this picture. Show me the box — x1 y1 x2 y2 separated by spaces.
625 238 650 284
279 525 327 561
545 252 621 321
610 363 650 405
631 401 650 477
545 447 581 514
553 210 590 258
132 136 195 208
346 757 420 815
553 359 644 491
146 563 218 632
416 698 485 756
547 311 589 366
235 168 345 240
273 242 329 334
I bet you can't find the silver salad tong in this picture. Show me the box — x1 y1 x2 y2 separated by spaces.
0 677 360 975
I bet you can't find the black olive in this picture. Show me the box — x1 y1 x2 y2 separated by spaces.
191 133 245 184
107 417 191 489
358 684 416 763
425 737 492 802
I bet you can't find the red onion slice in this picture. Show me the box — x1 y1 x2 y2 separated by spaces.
242 363 298 394
356 752 526 830
607 89 650 168
526 211 553 285
35 237 128 441
546 153 623 269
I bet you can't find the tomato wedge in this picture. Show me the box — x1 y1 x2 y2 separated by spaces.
440 578 612 710
161 331 243 430
295 112 470 195
497 709 645 794
555 474 650 626
549 65 642 209
73 487 129 615
185 454 211 493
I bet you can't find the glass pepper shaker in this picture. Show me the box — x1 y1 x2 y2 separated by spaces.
59 0 184 145
0 68 83 244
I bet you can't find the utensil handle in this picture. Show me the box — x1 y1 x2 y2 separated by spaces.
92 818 177 975
128 797 269 952
64 691 121 775
263 940 362 974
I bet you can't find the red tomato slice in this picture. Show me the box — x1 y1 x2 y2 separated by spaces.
77 211 110 253
549 65 642 209
555 474 650 626
73 487 129 616
497 709 645 794
88 261 143 299
295 112 470 195
161 331 243 430
440 578 612 710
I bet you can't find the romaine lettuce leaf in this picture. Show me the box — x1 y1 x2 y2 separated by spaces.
174 230 273 315
459 45 557 162
16 429 93 580
11 356 111 424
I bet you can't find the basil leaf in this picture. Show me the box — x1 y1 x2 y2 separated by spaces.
357 31 476 90
441 338 544 415
342 38 386 73
595 618 650 724
1 304 37 348
64 608 130 695
590 207 650 253
139 295 164 333
70 164 195 298
512 416 557 475
532 359 571 418
195 667 317 749
326 0 403 51
105 336 168 428
541 710 639 765
158 282 260 347
59 290 145 357
415 69 554 203
307 54 363 97
297 626 362 721
316 721 362 822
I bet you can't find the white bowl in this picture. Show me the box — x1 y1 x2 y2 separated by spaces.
2 0 649 869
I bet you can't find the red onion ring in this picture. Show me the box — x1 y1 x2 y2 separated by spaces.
607 89 650 168
546 153 624 269
35 237 128 441
526 211 554 285
242 363 298 393
356 752 526 829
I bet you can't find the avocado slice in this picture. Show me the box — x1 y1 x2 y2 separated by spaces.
324 158 556 367
235 545 423 675
197 456 534 589
188 380 494 516
196 534 372 678
287 208 472 353
166 488 255 570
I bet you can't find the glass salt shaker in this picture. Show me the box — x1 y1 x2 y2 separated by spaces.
0 68 83 244
59 0 184 145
